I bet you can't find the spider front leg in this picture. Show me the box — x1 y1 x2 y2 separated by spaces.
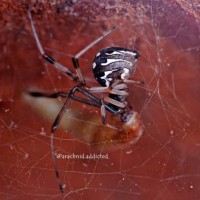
26 4 78 81
71 26 116 85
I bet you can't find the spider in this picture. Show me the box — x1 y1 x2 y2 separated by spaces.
26 4 142 193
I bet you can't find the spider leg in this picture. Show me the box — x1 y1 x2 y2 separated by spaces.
100 99 122 130
89 86 129 96
50 134 64 193
28 91 101 107
51 88 82 133
72 26 116 85
104 96 127 108
50 86 84 193
49 86 107 193
88 86 108 93
123 79 144 85
50 93 73 193
26 5 78 81
28 91 68 98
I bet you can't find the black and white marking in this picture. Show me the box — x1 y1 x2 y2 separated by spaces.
93 47 139 87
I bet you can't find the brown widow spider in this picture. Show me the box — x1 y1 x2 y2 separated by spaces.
26 4 143 193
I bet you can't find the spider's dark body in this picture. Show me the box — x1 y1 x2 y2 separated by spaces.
93 47 139 114
93 47 139 87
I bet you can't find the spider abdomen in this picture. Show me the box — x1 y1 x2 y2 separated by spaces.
93 47 139 87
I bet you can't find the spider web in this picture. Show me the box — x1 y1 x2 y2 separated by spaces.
0 0 200 199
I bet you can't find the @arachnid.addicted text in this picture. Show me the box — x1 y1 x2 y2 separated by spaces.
55 153 109 160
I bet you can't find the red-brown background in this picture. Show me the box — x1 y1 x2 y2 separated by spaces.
0 0 200 199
